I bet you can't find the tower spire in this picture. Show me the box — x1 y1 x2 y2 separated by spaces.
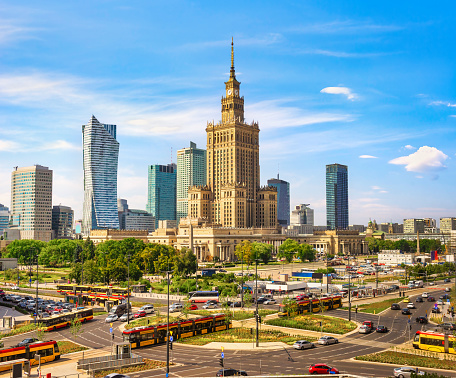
230 37 235 79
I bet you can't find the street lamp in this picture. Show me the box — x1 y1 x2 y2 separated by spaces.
162 260 173 378
35 254 38 324
127 252 130 325
348 270 352 322
255 258 259 347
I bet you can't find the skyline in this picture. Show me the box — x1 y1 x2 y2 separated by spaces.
0 1 455 226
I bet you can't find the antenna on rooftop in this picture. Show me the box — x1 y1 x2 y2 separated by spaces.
278 163 280 180
171 147 173 164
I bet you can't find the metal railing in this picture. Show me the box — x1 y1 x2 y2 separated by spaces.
77 354 144 372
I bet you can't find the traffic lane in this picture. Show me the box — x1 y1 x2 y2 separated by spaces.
0 304 25 318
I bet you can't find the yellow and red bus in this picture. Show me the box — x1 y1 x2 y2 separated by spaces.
0 340 60 372
39 308 93 331
278 296 342 317
413 330 456 354
123 313 231 349
57 284 129 297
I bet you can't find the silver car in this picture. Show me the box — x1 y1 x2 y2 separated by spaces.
317 336 338 345
119 313 134 322
393 367 425 377
202 302 218 309
169 303 183 313
105 314 118 323
358 325 371 334
293 340 315 350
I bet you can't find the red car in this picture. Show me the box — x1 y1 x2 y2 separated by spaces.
309 364 339 375
296 294 309 301
189 304 198 310
134 310 146 318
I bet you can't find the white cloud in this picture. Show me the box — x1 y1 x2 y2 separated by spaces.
321 86 356 100
429 100 456 108
290 21 403 34
0 140 20 151
371 186 382 190
379 190 388 194
404 145 416 150
359 155 377 159
389 146 448 174
39 140 80 152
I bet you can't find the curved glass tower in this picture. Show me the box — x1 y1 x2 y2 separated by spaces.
82 115 119 234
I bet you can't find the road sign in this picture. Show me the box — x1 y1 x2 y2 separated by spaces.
448 299 451 303
435 303 438 309
221 347 224 352
221 352 225 359
109 327 113 333
170 336 173 342
110 323 113 327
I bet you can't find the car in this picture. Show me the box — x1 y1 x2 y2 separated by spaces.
359 325 371 334
401 308 411 315
436 300 444 306
134 310 146 318
293 340 316 350
105 314 118 323
169 303 183 313
61 309 70 313
431 307 441 314
428 281 436 286
309 364 339 375
216 368 248 376
393 366 425 377
363 321 374 330
444 278 451 283
296 294 309 300
416 297 423 303
391 303 401 310
254 297 267 304
376 325 388 333
188 304 198 310
15 338 38 347
3 295 12 301
263 299 277 305
119 313 134 322
402 298 410 303
139 304 155 314
51 310 60 316
427 296 435 302
407 303 416 309
440 294 450 300
317 336 338 345
437 322 456 331
445 287 451 292
421 292 429 298
416 316 428 324
219 269 227 273
230 301 242 308
11 285 19 290
40 313 50 318
102 374 131 378
202 302 218 309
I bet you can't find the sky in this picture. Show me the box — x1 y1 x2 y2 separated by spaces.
0 1 455 227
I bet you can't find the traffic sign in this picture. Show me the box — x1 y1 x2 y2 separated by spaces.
221 352 225 359
109 327 113 333
435 303 438 309
447 299 451 303
170 336 173 342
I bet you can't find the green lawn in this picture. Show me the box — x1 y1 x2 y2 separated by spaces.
351 297 402 314
265 314 357 335
93 359 167 378
124 315 179 330
190 309 277 321
57 340 88 354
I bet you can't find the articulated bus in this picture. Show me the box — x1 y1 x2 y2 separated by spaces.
39 309 94 331
413 330 456 354
188 290 219 303
56 284 91 294
56 285 130 297
123 313 231 349
278 296 342 317
0 341 60 372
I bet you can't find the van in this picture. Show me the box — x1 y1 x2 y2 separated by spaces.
140 304 155 314
262 294 273 300
414 280 424 288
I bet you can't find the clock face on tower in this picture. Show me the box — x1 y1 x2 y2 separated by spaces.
235 89 239 95
227 89 232 95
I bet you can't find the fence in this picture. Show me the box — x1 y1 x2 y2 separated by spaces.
77 353 144 372
392 345 456 361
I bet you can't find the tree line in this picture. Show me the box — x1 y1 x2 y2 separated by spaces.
366 237 443 253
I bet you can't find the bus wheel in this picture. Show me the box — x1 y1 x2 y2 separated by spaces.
67 323 70 327
82 318 86 323
53 326 56 331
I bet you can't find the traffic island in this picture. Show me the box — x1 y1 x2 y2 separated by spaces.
92 358 168 378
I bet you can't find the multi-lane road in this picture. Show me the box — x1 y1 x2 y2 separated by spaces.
2 285 455 377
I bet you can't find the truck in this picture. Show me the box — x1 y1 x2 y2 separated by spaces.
414 280 424 288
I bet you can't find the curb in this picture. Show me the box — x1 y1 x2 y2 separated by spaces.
347 357 456 374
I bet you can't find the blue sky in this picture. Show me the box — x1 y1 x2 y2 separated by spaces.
0 1 455 226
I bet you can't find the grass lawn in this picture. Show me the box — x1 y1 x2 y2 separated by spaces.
57 340 88 354
124 315 179 330
190 309 277 321
265 314 356 335
343 297 402 314
177 327 312 346
356 351 456 370
93 358 168 378
0 323 42 340
130 301 166 308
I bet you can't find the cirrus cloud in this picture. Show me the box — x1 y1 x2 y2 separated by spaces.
359 154 377 159
320 86 356 100
389 146 448 174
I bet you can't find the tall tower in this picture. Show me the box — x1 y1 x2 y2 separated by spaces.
206 39 260 227
82 115 120 235
326 163 348 230
177 142 206 223
11 165 53 241
268 175 290 227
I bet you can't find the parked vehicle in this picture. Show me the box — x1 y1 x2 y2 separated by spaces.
263 299 277 305
393 367 425 377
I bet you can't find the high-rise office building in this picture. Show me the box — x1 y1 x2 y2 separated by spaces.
177 142 206 223
291 204 314 226
0 204 9 237
188 40 277 229
82 115 120 235
118 198 155 232
52 205 74 239
268 175 290 226
11 165 53 241
403 218 425 233
146 164 177 228
440 217 456 233
326 163 348 230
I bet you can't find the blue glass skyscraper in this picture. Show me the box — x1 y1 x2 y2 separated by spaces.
326 163 348 230
82 115 119 234
267 175 290 226
146 163 177 228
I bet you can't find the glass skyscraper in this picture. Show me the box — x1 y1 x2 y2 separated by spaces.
146 163 177 228
0 204 9 237
176 142 206 223
326 163 348 230
82 115 119 235
267 175 290 226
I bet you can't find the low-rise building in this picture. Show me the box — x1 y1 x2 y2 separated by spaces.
378 250 415 266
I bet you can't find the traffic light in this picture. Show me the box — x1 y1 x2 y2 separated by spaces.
258 315 261 323
219 358 224 367
112 333 114 341
170 341 173 350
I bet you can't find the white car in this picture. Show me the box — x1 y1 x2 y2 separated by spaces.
11 285 19 290
358 325 371 334
105 314 118 323
119 313 134 322
421 292 429 298
202 303 218 309
317 336 338 345
169 303 183 312
140 304 155 314
407 303 416 309
293 340 315 350
264 299 277 305
393 367 425 377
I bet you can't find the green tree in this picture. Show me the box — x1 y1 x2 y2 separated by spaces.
154 246 177 275
235 240 253 266
34 327 46 342
83 237 96 260
69 317 84 342
82 260 100 284
4 240 46 264
281 296 298 317
174 248 197 277
243 291 252 309
69 263 83 284
278 239 299 263
252 242 273 265
296 243 316 262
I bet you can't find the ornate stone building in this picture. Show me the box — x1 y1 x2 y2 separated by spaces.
187 40 277 229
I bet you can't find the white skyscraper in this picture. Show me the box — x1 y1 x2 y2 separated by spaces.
82 115 119 235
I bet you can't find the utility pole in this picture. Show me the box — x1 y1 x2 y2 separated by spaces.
162 262 173 378
81 245 84 286
35 255 38 324
241 253 244 308
255 258 259 347
348 270 351 321
127 251 130 325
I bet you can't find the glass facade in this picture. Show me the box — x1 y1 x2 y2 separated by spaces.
267 176 290 226
82 115 120 234
326 164 348 230
0 204 9 237
146 164 177 228
52 205 74 239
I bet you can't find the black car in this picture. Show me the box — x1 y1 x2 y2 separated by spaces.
427 296 435 302
444 278 451 283
16 338 38 347
437 322 456 331
401 308 411 315
432 307 441 314
3 295 12 301
416 316 428 324
376 325 388 333
230 301 242 308
440 294 451 300
391 303 401 310
416 297 423 303
254 297 267 304
216 368 248 376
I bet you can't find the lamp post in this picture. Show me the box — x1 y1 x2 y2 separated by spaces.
162 261 173 378
348 270 351 321
29 248 33 289
255 258 259 347
241 252 244 308
35 255 38 324
127 252 130 325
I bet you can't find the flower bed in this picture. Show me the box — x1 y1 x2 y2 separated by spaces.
190 309 276 321
93 358 167 378
347 297 402 314
265 314 356 334
355 351 456 370
57 340 88 355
